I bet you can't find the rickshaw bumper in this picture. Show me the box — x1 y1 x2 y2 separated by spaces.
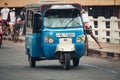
56 44 75 52
43 43 85 59
55 43 85 58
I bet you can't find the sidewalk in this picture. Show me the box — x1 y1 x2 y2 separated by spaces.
88 41 120 54
88 41 120 60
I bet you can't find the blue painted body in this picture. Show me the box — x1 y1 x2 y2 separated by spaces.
25 27 85 59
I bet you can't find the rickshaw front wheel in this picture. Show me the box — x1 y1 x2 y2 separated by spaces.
63 53 70 70
28 56 36 68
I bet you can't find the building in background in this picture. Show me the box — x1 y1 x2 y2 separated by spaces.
0 0 120 18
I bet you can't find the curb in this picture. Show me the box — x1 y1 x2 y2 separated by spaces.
88 49 120 60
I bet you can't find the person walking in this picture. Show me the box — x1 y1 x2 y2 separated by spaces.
0 13 3 47
81 9 102 49
1 3 10 36
7 8 16 35
20 7 26 35
12 16 22 42
84 22 102 49
0 13 2 25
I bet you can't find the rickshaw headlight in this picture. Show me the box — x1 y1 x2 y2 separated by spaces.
45 36 54 44
76 34 85 43
48 38 54 43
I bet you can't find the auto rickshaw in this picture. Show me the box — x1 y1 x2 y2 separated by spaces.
25 2 87 70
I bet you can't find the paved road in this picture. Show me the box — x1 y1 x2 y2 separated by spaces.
0 43 120 80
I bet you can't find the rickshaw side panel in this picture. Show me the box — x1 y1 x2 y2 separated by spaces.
25 33 45 58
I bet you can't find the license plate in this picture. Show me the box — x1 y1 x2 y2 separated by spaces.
56 33 75 37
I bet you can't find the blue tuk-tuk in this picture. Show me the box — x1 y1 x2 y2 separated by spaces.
25 2 86 70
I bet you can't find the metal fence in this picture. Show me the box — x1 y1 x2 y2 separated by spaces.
88 16 120 44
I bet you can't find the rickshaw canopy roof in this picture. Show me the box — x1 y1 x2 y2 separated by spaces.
25 2 82 12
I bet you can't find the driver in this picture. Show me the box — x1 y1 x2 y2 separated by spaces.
81 10 102 49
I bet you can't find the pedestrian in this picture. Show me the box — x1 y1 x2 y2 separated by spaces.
84 22 103 49
7 8 16 35
0 13 2 25
20 7 26 21
13 16 22 42
0 13 3 47
1 3 10 36
81 9 103 49
20 7 26 35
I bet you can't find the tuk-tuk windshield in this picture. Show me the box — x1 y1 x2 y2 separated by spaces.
44 9 83 28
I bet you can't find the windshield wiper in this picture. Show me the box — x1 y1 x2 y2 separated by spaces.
64 18 75 29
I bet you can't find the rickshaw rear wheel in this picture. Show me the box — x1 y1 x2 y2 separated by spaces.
63 53 70 70
73 58 80 66
28 56 36 68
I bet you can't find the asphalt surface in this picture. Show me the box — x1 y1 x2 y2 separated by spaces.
0 41 120 80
